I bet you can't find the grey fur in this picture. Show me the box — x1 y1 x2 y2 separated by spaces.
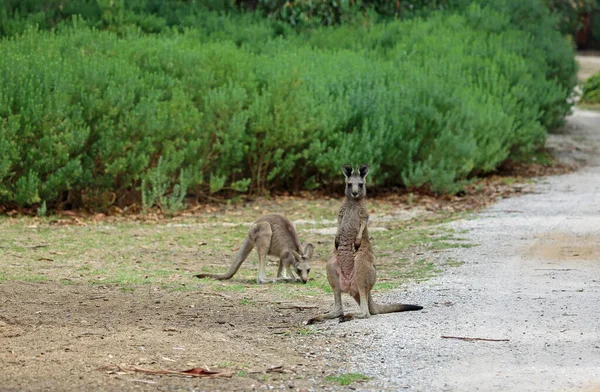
308 164 422 323
195 214 313 284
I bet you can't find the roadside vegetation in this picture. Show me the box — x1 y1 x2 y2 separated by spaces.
580 72 600 110
0 0 580 212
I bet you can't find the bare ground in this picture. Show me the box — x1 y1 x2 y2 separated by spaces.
0 281 341 391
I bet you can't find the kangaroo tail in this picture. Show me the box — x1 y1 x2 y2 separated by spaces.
369 296 423 315
195 237 254 280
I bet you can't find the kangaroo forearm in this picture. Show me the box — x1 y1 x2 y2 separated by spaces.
357 219 366 241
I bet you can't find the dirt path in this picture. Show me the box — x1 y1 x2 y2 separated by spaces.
576 53 600 81
312 63 600 391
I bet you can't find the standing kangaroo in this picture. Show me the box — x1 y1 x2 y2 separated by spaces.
195 214 313 284
308 164 422 323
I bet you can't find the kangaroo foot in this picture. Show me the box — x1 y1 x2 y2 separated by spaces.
338 312 369 323
306 310 343 325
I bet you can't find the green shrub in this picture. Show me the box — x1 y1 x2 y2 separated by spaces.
0 2 577 208
580 72 600 104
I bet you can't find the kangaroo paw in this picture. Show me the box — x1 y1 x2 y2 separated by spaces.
339 312 369 323
338 314 354 323
306 309 343 324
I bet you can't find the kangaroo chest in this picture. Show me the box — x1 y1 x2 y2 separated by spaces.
336 201 368 292
338 204 367 249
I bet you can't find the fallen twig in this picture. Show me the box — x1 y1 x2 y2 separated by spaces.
22 243 48 249
248 365 286 374
266 365 285 374
102 364 233 378
278 304 319 310
441 335 509 342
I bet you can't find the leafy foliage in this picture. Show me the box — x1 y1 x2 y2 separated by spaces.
0 1 577 209
580 72 600 104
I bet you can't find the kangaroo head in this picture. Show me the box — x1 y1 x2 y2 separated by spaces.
291 243 314 284
342 164 369 199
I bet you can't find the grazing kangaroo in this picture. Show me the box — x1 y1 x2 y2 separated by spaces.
308 164 422 323
195 214 313 284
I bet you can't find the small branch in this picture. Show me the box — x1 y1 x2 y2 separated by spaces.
278 304 319 310
534 268 577 271
441 335 509 342
103 364 233 378
22 244 48 249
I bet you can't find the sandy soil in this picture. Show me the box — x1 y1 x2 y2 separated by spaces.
0 281 347 391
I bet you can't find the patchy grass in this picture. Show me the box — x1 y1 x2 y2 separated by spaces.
326 372 372 386
296 326 317 336
0 198 472 306
445 258 465 267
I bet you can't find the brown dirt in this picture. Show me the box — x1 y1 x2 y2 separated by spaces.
1 281 352 391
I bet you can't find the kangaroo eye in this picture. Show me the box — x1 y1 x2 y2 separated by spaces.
358 183 363 188
347 184 351 188
307 269 311 273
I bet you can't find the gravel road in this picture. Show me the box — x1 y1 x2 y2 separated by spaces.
315 108 600 391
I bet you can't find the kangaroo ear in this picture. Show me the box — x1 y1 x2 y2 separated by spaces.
358 164 369 179
291 250 302 261
302 243 314 259
342 164 353 179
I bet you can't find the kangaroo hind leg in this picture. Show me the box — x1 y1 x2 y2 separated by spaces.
249 221 273 284
307 252 344 324
339 286 371 323
339 251 374 322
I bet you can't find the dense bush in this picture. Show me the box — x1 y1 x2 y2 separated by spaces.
0 0 242 37
0 2 577 210
580 72 600 104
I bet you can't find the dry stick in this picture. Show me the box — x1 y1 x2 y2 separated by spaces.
109 364 233 378
441 335 510 342
22 244 49 249
278 304 319 310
